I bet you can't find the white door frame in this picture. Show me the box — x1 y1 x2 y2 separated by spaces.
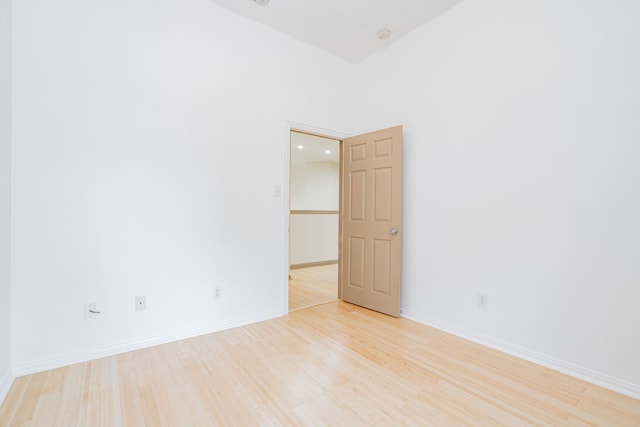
282 121 349 315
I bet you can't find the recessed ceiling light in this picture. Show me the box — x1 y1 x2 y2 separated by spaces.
325 149 331 154
377 29 391 40
297 145 304 150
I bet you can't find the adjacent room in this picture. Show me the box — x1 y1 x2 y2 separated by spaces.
288 131 339 311
1 0 639 424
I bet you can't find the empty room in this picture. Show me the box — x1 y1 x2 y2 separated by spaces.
1 0 639 425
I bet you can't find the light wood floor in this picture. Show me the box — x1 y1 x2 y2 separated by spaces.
1 301 639 426
288 263 338 311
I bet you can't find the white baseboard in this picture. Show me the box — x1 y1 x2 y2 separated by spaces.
0 367 15 407
401 309 640 400
12 309 282 377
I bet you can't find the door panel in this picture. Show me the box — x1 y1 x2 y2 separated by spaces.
374 167 392 221
348 237 366 289
373 238 392 295
341 126 402 317
349 171 366 221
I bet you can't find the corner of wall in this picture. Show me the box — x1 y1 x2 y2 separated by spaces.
0 368 14 408
0 0 12 410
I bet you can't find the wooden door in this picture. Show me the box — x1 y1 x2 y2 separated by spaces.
341 126 403 317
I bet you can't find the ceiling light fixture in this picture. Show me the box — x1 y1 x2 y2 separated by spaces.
377 29 391 40
297 145 304 150
325 149 331 154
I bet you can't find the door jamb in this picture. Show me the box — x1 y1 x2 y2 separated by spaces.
282 121 349 315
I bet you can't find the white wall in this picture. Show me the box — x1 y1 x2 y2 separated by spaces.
289 214 338 265
356 0 640 395
289 160 339 265
0 0 13 402
10 0 355 372
290 162 340 211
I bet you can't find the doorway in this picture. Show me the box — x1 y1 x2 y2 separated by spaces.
283 123 404 317
288 130 341 311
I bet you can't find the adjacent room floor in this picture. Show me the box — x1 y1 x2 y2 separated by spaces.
288 263 338 311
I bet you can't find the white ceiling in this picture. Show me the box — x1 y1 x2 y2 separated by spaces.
208 0 464 63
290 132 340 166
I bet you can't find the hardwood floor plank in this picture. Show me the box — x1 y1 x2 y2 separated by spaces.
11 371 49 425
1 301 639 426
288 264 338 311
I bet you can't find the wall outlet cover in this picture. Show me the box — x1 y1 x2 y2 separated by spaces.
84 303 99 320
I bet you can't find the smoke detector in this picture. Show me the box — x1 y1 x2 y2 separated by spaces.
248 0 270 6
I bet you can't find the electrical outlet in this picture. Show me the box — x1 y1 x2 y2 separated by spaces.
84 303 100 320
214 287 222 300
478 294 488 309
135 296 147 311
